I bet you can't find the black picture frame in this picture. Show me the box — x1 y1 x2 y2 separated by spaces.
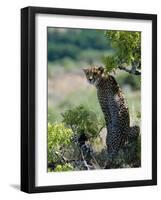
21 6 157 193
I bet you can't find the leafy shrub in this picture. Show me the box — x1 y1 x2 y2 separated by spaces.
54 163 74 172
48 123 73 150
48 106 106 172
48 123 74 166
62 105 105 139
48 106 140 172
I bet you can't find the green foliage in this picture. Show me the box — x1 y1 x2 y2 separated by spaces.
104 31 141 72
47 108 141 171
48 123 73 150
54 163 74 172
48 123 74 164
103 55 117 73
62 105 105 138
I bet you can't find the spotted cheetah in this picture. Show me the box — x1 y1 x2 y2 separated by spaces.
83 66 140 159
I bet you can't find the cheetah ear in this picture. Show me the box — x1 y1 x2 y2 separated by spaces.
98 66 104 74
82 68 88 72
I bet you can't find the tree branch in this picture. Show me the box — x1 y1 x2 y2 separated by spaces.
118 65 141 75
80 148 90 170
54 151 68 162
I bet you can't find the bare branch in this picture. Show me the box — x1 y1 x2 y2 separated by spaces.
90 154 101 169
118 65 141 75
80 148 90 170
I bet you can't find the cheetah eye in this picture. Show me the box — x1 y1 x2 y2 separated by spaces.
89 76 93 81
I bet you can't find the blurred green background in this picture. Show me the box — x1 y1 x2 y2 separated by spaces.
47 28 141 127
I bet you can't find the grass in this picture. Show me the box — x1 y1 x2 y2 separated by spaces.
48 62 141 126
48 87 104 123
48 86 140 126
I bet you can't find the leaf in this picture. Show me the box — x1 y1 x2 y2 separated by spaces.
104 31 141 72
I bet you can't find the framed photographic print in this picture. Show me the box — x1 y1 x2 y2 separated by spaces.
21 6 157 193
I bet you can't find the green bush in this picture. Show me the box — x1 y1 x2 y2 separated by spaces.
48 106 140 171
48 123 73 150
62 105 105 139
48 123 74 165
48 105 105 172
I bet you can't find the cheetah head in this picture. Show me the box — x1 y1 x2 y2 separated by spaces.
82 66 105 86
